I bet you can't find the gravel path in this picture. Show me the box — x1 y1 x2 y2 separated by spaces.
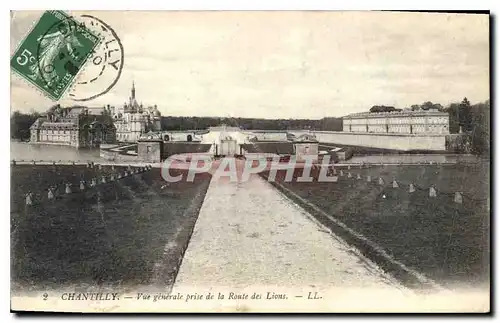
173 160 407 293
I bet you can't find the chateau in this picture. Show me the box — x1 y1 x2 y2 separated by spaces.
30 106 116 148
342 109 450 134
29 82 162 148
112 82 162 142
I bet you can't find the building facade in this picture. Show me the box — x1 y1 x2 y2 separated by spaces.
137 138 163 163
248 131 288 142
112 82 162 142
342 109 450 134
30 106 116 148
293 134 319 163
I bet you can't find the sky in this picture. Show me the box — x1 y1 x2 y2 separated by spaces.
10 11 489 119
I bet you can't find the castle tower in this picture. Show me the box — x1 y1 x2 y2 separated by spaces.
131 80 136 100
153 104 161 131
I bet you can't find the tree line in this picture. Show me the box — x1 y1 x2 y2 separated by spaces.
447 98 490 156
11 111 41 141
10 109 343 141
159 116 342 132
10 97 490 156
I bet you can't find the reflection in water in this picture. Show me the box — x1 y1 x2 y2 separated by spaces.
10 141 106 162
11 140 482 165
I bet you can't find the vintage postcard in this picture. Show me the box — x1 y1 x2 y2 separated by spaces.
10 10 490 313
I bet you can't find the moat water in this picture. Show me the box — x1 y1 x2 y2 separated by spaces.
11 140 483 164
10 141 106 162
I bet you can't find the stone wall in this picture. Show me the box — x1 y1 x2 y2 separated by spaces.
294 142 319 162
288 131 447 152
100 149 140 162
159 131 198 142
241 142 295 155
138 140 163 163
162 142 212 159
251 132 288 141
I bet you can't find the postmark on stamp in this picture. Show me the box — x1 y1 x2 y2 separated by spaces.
10 10 101 101
67 14 124 101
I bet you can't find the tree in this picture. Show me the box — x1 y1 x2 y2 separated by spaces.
442 98 490 155
420 101 443 111
470 100 490 156
369 105 397 113
444 103 461 133
421 101 434 110
459 97 473 132
11 110 40 140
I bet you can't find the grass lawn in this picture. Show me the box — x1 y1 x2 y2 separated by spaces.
261 162 490 288
11 165 211 292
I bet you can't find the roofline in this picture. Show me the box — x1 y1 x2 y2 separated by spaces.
293 141 319 143
344 111 449 119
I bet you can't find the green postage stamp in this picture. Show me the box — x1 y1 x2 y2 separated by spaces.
11 10 101 101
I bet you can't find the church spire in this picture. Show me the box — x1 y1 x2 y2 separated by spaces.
131 80 136 100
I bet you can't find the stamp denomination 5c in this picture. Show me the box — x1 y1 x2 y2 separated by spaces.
10 10 100 101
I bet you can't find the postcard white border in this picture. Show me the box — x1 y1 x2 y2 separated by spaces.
3 0 497 322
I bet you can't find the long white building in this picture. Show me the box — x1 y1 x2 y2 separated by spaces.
342 109 450 134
